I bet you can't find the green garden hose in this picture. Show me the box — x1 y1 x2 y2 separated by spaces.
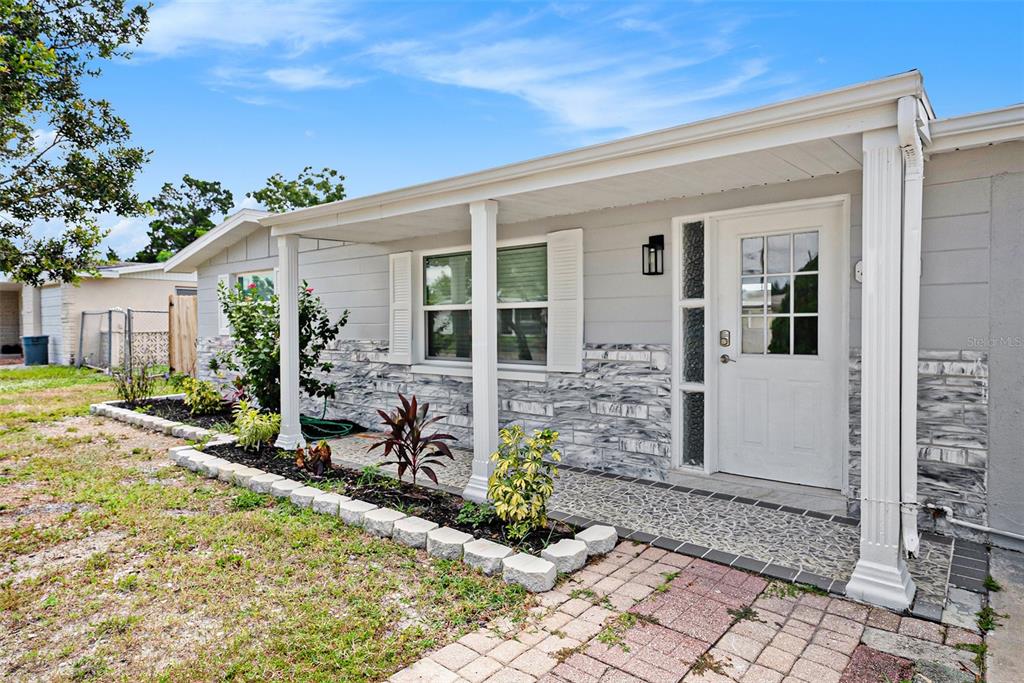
300 414 362 440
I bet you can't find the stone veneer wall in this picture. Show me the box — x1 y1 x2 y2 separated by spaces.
199 337 990 540
198 338 674 481
848 350 989 541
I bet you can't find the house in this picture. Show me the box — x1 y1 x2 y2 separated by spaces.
15 262 197 366
164 71 1024 610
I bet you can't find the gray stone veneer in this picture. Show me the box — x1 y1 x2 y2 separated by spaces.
198 337 674 481
848 349 989 540
198 337 989 540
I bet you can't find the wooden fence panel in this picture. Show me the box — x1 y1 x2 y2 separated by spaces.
168 294 198 375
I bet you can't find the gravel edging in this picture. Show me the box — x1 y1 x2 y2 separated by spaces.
92 399 615 593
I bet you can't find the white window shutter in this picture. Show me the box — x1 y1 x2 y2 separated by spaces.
546 228 583 372
388 251 413 365
217 273 230 335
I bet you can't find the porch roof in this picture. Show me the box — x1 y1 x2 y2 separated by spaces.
264 71 931 243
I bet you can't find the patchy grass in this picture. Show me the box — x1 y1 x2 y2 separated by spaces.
0 368 529 681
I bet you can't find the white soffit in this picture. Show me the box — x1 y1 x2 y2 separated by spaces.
163 209 270 273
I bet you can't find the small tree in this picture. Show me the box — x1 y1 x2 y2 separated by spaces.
134 175 234 263
210 280 347 412
247 166 345 213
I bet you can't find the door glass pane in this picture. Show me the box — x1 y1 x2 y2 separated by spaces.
767 234 791 274
741 317 764 354
767 316 790 354
794 232 819 272
794 274 818 313
683 307 704 382
741 277 766 314
768 276 790 314
497 245 547 303
424 253 471 305
794 316 818 355
498 308 547 364
682 391 704 467
741 237 764 275
426 310 472 359
682 221 705 299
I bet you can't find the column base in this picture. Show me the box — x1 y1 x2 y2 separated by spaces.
274 431 306 451
846 557 916 610
462 474 489 504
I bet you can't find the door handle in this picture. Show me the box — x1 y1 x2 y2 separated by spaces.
720 354 737 364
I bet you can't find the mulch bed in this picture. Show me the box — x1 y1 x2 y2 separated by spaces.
126 397 234 430
206 440 576 554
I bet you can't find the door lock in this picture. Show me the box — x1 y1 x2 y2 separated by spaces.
719 329 731 347
720 353 737 364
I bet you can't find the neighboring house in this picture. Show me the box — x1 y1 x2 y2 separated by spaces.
18 263 197 366
0 278 23 359
165 72 1024 610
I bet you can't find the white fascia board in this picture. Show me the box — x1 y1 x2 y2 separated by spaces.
928 104 1024 154
267 71 924 236
162 209 271 273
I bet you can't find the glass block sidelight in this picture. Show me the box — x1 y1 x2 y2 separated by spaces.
676 218 706 470
682 221 705 299
682 392 705 467
682 308 704 383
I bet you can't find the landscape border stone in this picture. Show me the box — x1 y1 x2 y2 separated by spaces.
94 398 611 593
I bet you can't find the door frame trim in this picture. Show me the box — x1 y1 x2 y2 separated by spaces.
671 194 851 494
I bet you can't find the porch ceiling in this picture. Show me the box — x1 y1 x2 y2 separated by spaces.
276 135 863 244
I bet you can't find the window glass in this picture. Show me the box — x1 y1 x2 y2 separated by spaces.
424 252 471 305
426 310 472 359
235 271 275 300
498 308 547 364
740 230 819 357
497 245 547 303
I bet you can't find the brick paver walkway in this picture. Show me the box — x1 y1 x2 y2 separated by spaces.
391 542 981 683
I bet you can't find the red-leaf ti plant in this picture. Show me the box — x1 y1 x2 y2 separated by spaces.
368 393 456 486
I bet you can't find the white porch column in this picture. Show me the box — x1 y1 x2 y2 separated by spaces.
274 234 306 450
462 200 499 503
846 127 916 610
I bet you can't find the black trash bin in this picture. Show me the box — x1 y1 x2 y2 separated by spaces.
22 336 49 366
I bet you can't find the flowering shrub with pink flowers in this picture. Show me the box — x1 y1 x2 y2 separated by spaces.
210 279 348 412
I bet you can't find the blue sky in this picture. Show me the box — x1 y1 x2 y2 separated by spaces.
83 1 1023 257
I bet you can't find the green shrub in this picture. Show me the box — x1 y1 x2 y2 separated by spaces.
233 400 281 451
180 377 225 415
111 363 154 403
456 501 496 529
210 279 348 412
487 425 561 541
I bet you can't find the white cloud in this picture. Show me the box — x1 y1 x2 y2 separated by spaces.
142 0 359 57
209 64 361 95
100 216 151 259
265 67 363 90
371 26 776 135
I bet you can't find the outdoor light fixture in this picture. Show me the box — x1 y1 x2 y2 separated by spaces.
642 234 665 275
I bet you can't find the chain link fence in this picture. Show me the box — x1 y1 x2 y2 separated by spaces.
77 308 168 373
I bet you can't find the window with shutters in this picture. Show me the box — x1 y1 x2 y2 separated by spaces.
422 244 548 364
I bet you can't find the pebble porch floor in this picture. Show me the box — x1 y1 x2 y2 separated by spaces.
329 435 952 605
390 542 981 683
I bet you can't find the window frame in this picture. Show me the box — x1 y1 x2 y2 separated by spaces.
415 236 550 369
233 269 277 300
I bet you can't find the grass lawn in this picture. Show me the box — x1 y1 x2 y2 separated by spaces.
0 367 529 682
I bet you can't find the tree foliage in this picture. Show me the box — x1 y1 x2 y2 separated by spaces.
210 280 348 412
134 174 234 262
247 166 346 213
0 0 150 284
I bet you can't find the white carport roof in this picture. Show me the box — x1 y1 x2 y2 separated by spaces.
261 71 934 244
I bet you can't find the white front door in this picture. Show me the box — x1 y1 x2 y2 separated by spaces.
714 202 845 489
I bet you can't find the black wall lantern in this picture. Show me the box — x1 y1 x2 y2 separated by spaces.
642 234 665 275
